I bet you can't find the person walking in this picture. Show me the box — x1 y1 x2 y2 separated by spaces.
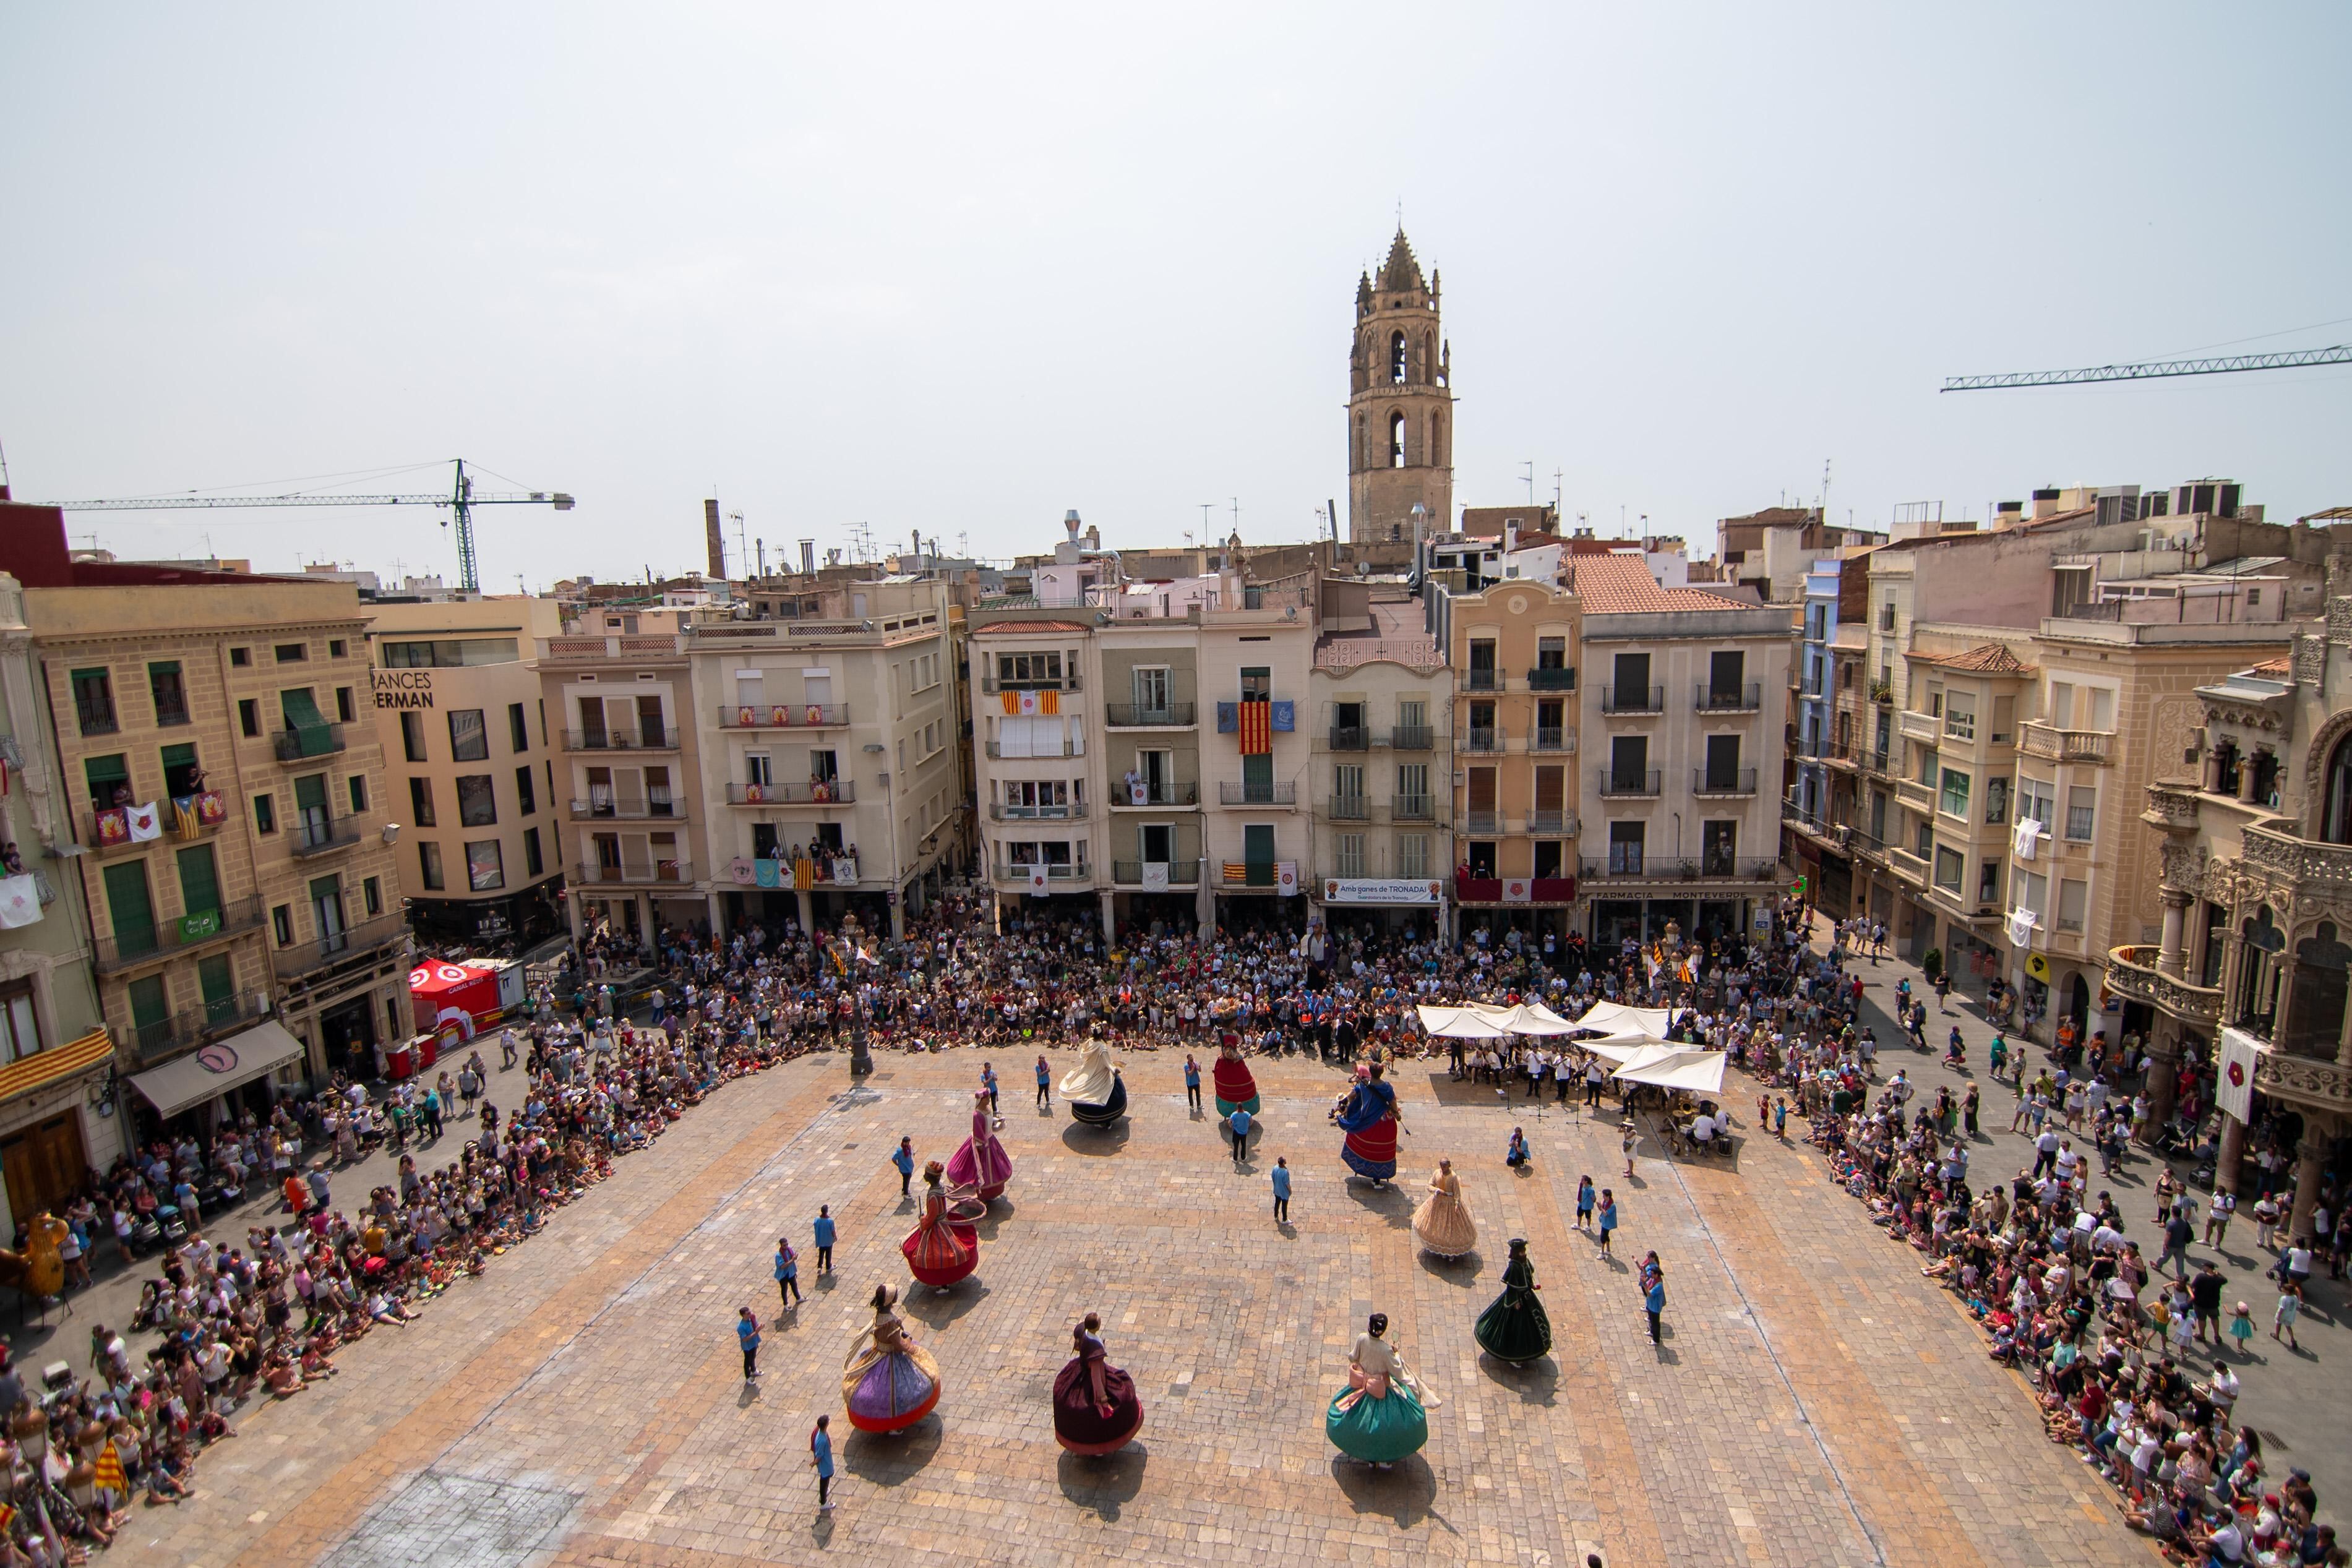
1034 1055 1051 1110
1597 1190 1619 1257
2273 1277 2302 1350
775 1236 802 1308
1271 1156 1291 1223
892 1138 915 1197
2160 1209 2194 1283
1642 1269 1666 1347
982 1060 1000 1117
1184 1055 1203 1113
810 1413 835 1512
2190 1261 2227 1348
812 1206 836 1274
2206 1188 2236 1249
1229 1104 1251 1169
737 1307 762 1381
1621 1120 1638 1178
1574 1175 1596 1232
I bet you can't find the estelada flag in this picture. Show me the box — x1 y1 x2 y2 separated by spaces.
1238 700 1272 755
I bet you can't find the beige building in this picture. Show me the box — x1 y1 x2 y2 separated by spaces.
1346 228 1453 550
688 578 962 940
2 503 410 1122
364 596 568 948
0 572 113 1233
1308 584 1452 933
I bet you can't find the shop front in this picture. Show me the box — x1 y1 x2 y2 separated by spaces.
0 1027 121 1241
126 1017 307 1136
1318 876 1445 940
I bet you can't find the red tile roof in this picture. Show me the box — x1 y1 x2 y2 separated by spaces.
1567 555 1752 614
971 620 1094 635
2249 656 2293 678
1933 643 2034 675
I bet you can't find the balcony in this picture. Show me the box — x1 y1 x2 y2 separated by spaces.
1526 667 1577 693
543 633 681 662
727 781 853 806
1390 725 1435 751
1897 710 1941 746
1327 795 1371 821
1693 682 1762 713
272 724 346 762
1328 726 1371 752
1393 794 1435 822
2105 945 2222 1026
290 814 364 859
1526 810 1576 836
716 702 849 729
985 739 1079 758
2241 824 2352 889
569 796 685 821
1455 873 1578 904
1105 703 1196 728
1464 810 1506 835
1530 727 1573 752
1602 685 1665 716
981 674 1081 693
1461 728 1506 753
271 912 411 984
2018 723 2112 766
85 795 228 855
1112 860 1200 887
991 862 1092 885
126 993 274 1070
1597 768 1662 799
1693 768 1758 797
990 800 1089 821
1577 857 1779 884
1894 777 1934 813
564 727 679 753
1111 781 1200 808
572 858 694 886
2141 783 2201 834
1217 781 1296 807
92 896 268 975
1886 846 1928 884
1464 669 1504 693
1861 747 1894 776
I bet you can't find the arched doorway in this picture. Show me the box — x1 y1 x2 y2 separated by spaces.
2239 906 2284 1034
2066 971 2092 1034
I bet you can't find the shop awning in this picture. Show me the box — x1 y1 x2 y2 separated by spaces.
127 1019 305 1120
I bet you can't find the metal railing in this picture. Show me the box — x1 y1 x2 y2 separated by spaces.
563 727 677 752
1602 685 1664 715
1462 728 1506 753
1327 795 1371 821
727 781 852 805
990 800 1089 820
1464 669 1504 692
569 796 685 821
1111 781 1200 807
1579 855 1779 882
272 724 346 761
290 814 364 857
1464 810 1504 834
1393 794 1435 821
1694 682 1762 712
716 702 848 729
1531 726 1569 752
1104 703 1195 727
1527 667 1577 692
572 859 695 885
127 992 273 1069
985 739 1079 758
93 896 268 974
1217 781 1296 806
1328 726 1370 751
992 862 1092 883
1112 860 1200 886
1597 768 1662 797
271 911 410 983
981 674 1082 693
1390 725 1435 752
1693 768 1758 797
1526 810 1573 835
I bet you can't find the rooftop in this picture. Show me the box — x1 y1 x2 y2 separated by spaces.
1934 642 2035 675
1567 555 1753 615
970 619 1096 636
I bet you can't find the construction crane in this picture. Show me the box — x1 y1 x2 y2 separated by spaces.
1942 344 2352 392
46 458 573 592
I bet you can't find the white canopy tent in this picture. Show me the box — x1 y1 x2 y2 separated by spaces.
1416 1005 1513 1040
1572 1001 1674 1037
1573 1031 1672 1066
1611 1049 1728 1097
1496 1001 1582 1035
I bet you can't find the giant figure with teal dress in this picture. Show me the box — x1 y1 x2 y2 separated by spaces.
1332 1062 1401 1184
1473 1237 1553 1364
1325 1312 1428 1465
1211 1034 1260 1118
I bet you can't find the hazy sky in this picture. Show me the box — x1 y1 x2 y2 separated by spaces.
4 4 2346 588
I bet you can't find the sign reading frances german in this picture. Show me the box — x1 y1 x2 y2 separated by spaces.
372 669 434 709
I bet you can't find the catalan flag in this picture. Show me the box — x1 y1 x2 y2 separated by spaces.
94 1441 127 1496
1238 699 1272 755
1000 691 1021 716
1037 688 1059 716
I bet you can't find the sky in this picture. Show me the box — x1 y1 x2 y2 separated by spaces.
2 4 2346 589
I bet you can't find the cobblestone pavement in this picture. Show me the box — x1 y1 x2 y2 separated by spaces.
1821 930 2348 1506
102 1040 2160 1567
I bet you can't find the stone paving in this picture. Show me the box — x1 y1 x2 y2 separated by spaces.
92 1025 2171 1568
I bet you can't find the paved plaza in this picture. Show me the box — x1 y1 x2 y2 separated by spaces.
87 1028 2174 1568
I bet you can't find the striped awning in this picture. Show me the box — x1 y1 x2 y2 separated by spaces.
0 1027 113 1105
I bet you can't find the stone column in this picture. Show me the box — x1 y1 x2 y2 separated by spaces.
889 888 906 940
2137 1017 2180 1139
2337 985 2352 1069
2286 1129 2332 1243
706 891 727 942
2157 891 2189 979
2214 1111 2247 1196
2238 758 2264 805
796 889 815 936
1098 889 1116 943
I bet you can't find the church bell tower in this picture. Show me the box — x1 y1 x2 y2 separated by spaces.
1346 228 1454 548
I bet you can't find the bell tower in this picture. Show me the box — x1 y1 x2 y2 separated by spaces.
1346 228 1454 548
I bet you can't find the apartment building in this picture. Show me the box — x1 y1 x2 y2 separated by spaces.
971 615 1107 928
1309 583 1451 933
1786 551 1874 918
2111 609 2352 1238
1575 557 1792 945
536 606 706 944
364 596 567 946
1 503 410 1123
0 572 113 1235
690 578 961 940
1425 578 1579 936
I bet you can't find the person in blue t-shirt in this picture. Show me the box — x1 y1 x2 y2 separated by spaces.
736 1307 762 1380
812 1206 836 1273
1270 1156 1291 1222
810 1413 835 1512
1229 1105 1251 1168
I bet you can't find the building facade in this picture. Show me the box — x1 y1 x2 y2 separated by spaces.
364 596 568 948
1309 589 1452 934
971 615 1108 930
1346 229 1454 549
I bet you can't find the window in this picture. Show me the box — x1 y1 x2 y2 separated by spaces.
71 668 116 735
1389 410 1406 467
82 753 129 815
1978 860 2001 906
229 646 250 667
2013 868 2046 920
2064 786 2096 842
1701 820 1737 877
272 904 294 945
1944 696 1975 742
515 765 536 816
335 687 356 723
1934 847 1964 891
2057 877 2088 933
274 643 307 663
1915 816 1933 857
238 698 260 737
457 774 497 828
329 640 346 658
418 841 444 891
1608 820 1645 875
1879 600 1895 632
401 709 427 763
0 980 41 1065
161 743 203 797
347 775 367 813
1336 833 1366 878
1939 768 1971 819
379 638 520 667
1396 833 1429 878
994 651 1062 687
148 662 189 726
465 840 505 891
363 875 382 915
523 826 544 878
252 794 276 834
409 778 436 827
2019 777 2054 830
1240 666 1272 701
448 709 489 762
509 702 530 753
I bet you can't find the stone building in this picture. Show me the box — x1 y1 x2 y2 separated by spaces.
1346 229 1453 550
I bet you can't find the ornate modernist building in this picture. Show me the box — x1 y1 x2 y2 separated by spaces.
1346 230 1454 549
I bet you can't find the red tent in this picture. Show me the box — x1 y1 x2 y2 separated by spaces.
410 961 501 1045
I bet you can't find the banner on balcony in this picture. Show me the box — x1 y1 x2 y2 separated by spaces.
1238 700 1272 755
2012 819 2042 862
1502 878 1532 903
1276 862 1298 897
753 858 781 889
124 802 162 842
0 875 41 930
1269 701 1294 732
1028 866 1050 898
2218 1027 2261 1124
1320 878 1442 906
1141 862 1170 891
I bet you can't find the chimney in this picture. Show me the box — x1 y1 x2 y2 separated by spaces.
799 539 816 575
910 527 921 567
1994 501 2024 529
1064 508 1083 542
2030 487 2062 521
703 499 726 578
1504 518 1521 554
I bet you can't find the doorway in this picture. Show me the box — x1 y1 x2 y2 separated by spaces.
0 1112 87 1231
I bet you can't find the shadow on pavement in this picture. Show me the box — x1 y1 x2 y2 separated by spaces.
1329 1451 1441 1528
843 1416 942 1485
1057 1444 1147 1520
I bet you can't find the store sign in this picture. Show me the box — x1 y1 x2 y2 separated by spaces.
372 669 435 710
1321 878 1443 906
